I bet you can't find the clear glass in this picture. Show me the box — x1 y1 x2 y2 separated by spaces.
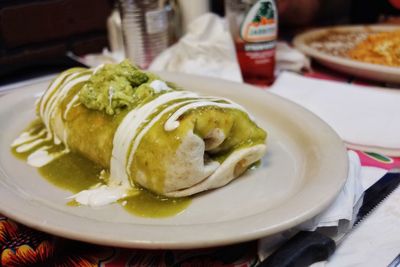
118 0 171 69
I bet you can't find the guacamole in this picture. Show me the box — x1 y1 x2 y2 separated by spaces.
79 60 152 115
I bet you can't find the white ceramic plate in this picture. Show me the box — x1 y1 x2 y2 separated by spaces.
0 73 348 249
293 25 400 84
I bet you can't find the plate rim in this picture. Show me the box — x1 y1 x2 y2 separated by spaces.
293 24 400 79
0 73 349 249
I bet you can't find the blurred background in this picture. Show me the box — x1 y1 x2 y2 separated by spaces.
0 0 399 84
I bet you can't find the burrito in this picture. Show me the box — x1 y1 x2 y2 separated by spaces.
22 61 267 204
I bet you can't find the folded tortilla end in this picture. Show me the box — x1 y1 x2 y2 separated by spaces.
163 144 267 197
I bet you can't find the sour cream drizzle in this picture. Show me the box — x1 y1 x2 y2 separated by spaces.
110 91 198 186
126 99 198 175
27 145 67 167
42 71 80 128
12 126 69 167
11 128 46 147
15 138 47 153
69 184 131 207
12 69 90 171
164 101 248 131
63 94 80 120
43 73 91 144
39 70 74 119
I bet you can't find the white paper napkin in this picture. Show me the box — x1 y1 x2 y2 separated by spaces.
148 13 243 82
270 72 400 156
275 42 310 73
258 151 386 261
298 151 364 231
322 185 400 267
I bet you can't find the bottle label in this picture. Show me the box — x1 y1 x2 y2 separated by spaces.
145 9 168 34
240 0 278 43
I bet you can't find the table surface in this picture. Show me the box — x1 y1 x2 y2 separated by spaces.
1 63 399 267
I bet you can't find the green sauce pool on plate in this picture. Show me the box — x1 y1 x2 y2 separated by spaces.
12 121 191 218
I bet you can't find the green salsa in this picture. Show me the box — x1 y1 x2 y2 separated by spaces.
120 190 190 218
12 122 191 218
39 151 191 218
38 152 103 193
131 106 266 193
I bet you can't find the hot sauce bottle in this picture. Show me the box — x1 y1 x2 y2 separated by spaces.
226 0 278 86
